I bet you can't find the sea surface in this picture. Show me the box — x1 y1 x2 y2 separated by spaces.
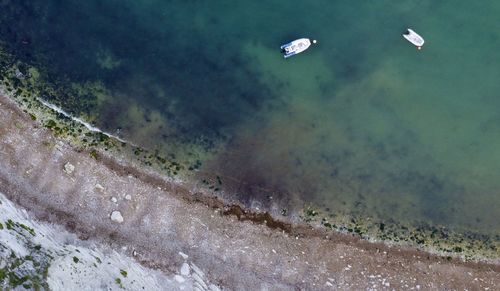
1 1 500 238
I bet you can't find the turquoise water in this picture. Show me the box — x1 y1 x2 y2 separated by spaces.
1 1 500 237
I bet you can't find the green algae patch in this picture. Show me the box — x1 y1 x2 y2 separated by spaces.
115 277 124 288
4 219 35 236
7 273 29 288
19 223 36 236
0 256 51 290
0 237 51 290
1 66 200 182
1 43 210 188
296 202 500 262
5 219 14 230
44 119 57 129
89 149 99 160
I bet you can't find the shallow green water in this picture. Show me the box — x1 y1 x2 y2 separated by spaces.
1 1 500 236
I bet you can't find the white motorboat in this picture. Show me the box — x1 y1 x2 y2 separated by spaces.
280 38 317 58
403 28 424 49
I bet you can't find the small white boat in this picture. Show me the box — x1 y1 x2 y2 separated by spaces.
280 38 317 58
403 28 424 49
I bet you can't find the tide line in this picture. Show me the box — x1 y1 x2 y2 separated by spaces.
37 97 133 145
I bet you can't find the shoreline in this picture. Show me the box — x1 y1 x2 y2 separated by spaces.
1 88 499 288
0 53 497 263
2 76 499 262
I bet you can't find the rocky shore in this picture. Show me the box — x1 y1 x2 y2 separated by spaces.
1 86 499 290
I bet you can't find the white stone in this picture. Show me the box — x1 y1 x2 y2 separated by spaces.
179 251 188 260
174 275 185 283
180 263 190 276
111 197 117 203
110 211 123 223
125 194 131 200
95 184 104 191
63 162 75 174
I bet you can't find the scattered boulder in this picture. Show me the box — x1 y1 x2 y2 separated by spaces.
180 263 190 276
111 197 118 203
125 194 132 200
63 162 75 174
15 68 25 79
110 211 123 223
174 275 185 283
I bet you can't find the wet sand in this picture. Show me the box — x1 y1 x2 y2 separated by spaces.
0 92 499 289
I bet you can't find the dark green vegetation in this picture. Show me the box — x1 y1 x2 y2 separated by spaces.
0 219 51 290
115 277 123 288
5 219 35 236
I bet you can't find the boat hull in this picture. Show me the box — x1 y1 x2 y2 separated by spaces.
403 29 425 47
281 38 312 58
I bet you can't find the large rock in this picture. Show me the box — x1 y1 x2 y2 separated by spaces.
110 211 124 223
180 263 190 276
63 162 75 174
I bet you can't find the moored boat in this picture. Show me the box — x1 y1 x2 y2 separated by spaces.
403 28 425 49
280 38 317 58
